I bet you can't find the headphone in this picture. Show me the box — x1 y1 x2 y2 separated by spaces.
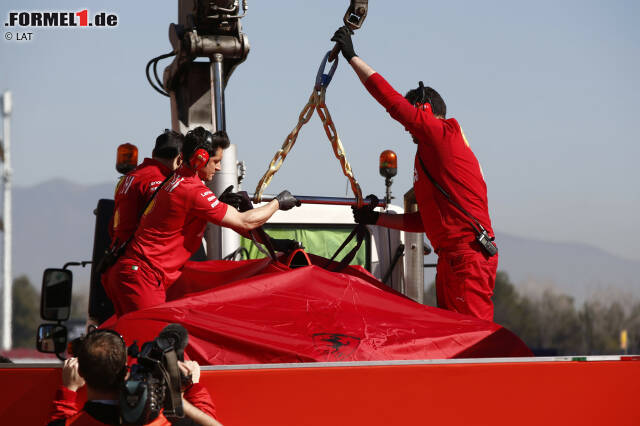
188 148 210 171
187 130 214 171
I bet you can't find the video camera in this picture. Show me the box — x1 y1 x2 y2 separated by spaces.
120 324 189 424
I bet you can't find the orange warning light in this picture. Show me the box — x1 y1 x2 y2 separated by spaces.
379 150 397 178
116 143 139 175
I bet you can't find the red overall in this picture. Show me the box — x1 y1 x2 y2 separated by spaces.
103 165 228 316
365 73 497 321
110 157 172 246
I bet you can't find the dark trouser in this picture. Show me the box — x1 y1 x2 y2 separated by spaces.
436 246 498 321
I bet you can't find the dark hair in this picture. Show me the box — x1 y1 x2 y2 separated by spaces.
77 330 127 393
405 82 447 118
182 127 230 162
153 130 184 160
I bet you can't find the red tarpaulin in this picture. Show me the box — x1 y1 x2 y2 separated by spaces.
110 254 531 364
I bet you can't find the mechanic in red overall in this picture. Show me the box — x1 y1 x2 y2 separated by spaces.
332 27 498 321
110 130 184 247
103 127 300 317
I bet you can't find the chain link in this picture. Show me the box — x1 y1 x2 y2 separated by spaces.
254 88 363 207
315 89 363 205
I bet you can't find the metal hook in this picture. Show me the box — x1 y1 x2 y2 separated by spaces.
315 51 339 91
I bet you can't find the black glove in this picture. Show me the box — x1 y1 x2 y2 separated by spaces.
218 185 244 210
352 194 380 225
331 26 357 61
352 206 379 225
270 238 303 253
275 190 301 211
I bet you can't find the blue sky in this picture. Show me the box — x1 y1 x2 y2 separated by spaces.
1 0 639 261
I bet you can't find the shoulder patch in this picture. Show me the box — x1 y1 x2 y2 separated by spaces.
163 176 184 193
116 175 135 196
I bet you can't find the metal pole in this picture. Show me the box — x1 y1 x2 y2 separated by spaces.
385 177 392 206
211 53 226 132
403 189 424 304
2 91 12 350
205 53 239 259
252 195 387 208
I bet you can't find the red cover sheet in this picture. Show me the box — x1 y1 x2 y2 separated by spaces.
111 255 530 364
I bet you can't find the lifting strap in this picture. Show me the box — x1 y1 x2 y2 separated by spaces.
253 51 364 208
325 194 379 272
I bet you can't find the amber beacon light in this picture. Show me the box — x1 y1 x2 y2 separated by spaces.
379 150 397 178
116 143 139 174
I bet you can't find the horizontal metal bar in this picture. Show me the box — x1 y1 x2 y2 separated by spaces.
252 195 387 208
198 354 635 371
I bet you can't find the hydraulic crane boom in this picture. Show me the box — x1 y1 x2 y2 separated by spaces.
163 0 250 134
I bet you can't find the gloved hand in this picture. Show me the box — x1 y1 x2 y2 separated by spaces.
352 206 379 225
275 190 301 211
352 194 380 225
331 26 357 61
218 185 244 210
270 238 303 253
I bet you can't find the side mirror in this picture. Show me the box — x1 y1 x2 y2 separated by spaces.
41 268 73 321
36 324 68 354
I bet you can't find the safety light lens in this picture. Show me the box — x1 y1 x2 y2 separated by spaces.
116 143 138 175
379 150 397 178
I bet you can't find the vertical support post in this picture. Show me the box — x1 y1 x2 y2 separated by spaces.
384 176 392 206
2 91 12 350
211 53 226 132
205 55 239 260
403 188 424 304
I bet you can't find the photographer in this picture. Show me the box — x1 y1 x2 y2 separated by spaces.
47 329 222 425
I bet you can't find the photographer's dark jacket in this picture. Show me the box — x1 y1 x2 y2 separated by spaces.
48 384 216 425
47 386 170 425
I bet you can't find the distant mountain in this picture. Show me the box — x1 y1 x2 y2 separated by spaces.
8 178 115 293
494 232 640 304
4 179 639 304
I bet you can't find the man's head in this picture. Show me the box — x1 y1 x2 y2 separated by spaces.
405 81 446 119
153 130 184 171
77 329 127 394
183 127 230 181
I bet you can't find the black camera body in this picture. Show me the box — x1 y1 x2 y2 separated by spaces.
120 335 184 424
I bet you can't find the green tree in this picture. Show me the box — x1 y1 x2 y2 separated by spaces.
493 272 583 355
624 302 640 354
582 300 627 355
537 290 582 354
492 271 521 330
12 275 40 348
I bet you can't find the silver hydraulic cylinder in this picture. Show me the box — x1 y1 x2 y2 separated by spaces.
205 144 240 259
